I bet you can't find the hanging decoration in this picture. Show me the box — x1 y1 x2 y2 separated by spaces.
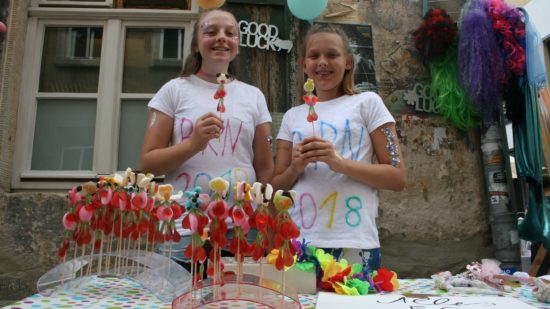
413 8 457 61
197 0 225 10
413 8 478 130
287 0 328 21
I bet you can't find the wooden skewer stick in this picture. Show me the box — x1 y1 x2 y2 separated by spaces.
86 231 96 276
79 244 86 278
97 231 105 275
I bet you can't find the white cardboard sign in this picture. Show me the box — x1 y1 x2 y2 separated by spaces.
315 292 537 309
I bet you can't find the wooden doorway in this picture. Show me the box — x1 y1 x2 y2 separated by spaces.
226 0 295 114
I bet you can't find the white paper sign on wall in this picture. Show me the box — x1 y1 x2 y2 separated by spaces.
238 20 293 53
403 83 439 114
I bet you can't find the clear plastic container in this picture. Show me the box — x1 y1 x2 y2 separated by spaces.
37 249 191 302
172 272 301 309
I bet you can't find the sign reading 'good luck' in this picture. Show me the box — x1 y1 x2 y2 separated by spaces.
238 20 293 53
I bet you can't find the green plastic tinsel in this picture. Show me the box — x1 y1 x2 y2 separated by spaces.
429 47 479 130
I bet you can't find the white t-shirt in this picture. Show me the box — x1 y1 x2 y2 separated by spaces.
276 92 394 249
148 75 271 236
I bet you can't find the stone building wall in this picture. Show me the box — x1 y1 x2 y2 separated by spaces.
0 0 496 306
316 0 493 277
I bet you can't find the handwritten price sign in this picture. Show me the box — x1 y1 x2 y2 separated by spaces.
316 293 537 309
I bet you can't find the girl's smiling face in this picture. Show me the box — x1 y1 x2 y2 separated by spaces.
196 11 240 65
303 32 352 101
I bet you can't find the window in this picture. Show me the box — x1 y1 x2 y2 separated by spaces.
39 0 114 8
160 29 184 60
12 5 198 189
65 27 103 60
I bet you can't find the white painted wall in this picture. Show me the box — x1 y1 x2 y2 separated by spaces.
524 0 550 39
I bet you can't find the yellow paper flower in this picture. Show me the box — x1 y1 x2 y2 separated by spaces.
322 259 338 282
391 271 399 289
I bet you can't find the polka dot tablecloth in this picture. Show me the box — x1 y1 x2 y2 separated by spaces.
3 276 316 309
5 276 170 309
4 277 550 309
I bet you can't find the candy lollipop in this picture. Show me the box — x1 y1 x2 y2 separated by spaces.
272 189 300 270
206 177 230 283
215 73 229 117
182 186 210 284
249 182 273 261
229 181 252 261
272 189 300 306
303 78 318 135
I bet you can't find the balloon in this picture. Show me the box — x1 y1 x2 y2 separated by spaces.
198 0 225 10
0 22 6 33
287 0 328 21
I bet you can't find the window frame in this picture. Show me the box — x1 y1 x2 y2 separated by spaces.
38 0 114 8
12 6 198 190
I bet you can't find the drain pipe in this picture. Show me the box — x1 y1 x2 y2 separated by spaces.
480 121 521 271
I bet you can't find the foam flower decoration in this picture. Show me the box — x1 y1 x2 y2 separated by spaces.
321 256 350 288
264 238 399 296
336 277 371 295
326 265 353 292
303 78 318 123
215 73 229 113
373 267 399 292
293 239 317 273
315 248 337 270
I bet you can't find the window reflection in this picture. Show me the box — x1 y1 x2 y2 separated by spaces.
123 28 184 93
39 26 102 93
31 99 96 170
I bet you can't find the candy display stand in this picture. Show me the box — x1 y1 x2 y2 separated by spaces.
37 250 191 302
172 273 301 309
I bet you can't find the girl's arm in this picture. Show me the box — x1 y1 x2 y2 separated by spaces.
140 109 223 175
252 122 275 184
343 123 406 191
271 140 308 191
300 123 406 191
